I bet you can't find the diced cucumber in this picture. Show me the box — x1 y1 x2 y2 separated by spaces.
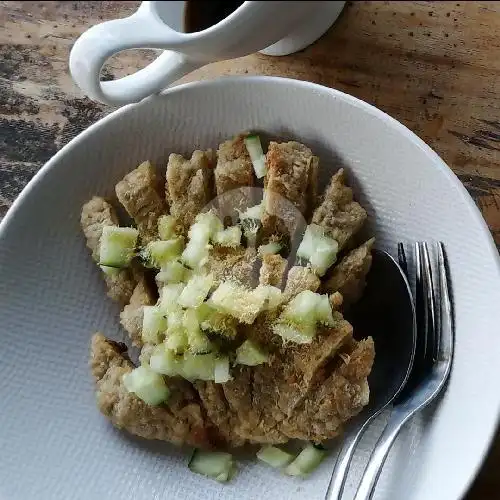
149 344 180 376
209 281 266 324
165 310 189 352
214 356 232 383
178 274 214 309
244 135 267 178
272 321 316 344
158 283 185 314
156 260 188 285
183 309 213 354
150 346 218 381
196 303 238 339
297 224 338 276
182 239 211 270
281 290 320 325
281 290 334 326
99 226 138 268
257 446 294 468
122 365 169 406
158 214 177 240
142 238 184 268
194 211 224 239
213 226 242 248
141 305 168 344
284 443 326 477
235 339 269 366
258 241 282 256
315 294 335 326
239 203 264 221
188 450 236 483
254 285 283 311
100 264 120 276
182 352 217 381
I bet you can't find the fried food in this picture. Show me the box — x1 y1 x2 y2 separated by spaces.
81 136 375 453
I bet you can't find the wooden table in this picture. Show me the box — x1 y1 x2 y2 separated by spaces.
0 1 499 497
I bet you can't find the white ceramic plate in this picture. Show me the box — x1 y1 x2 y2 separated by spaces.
0 77 499 500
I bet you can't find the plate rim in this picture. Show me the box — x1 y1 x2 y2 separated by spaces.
1 75 499 499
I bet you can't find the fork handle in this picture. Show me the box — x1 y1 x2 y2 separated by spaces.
353 406 414 500
326 428 364 499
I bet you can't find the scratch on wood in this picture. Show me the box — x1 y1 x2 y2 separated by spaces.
449 130 500 151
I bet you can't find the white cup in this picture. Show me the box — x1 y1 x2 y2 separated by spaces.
69 1 345 106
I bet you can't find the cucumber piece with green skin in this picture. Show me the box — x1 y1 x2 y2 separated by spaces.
196 303 238 339
244 135 267 178
281 290 321 325
142 238 184 268
149 344 180 376
183 309 214 354
158 283 185 314
181 352 217 381
165 310 189 352
213 226 242 248
284 443 327 477
157 214 177 240
150 347 217 381
315 294 335 326
178 274 214 309
257 446 295 468
272 321 316 344
141 305 168 344
214 356 232 383
188 450 236 483
122 365 170 406
156 260 188 285
99 226 139 268
236 339 269 366
296 224 339 276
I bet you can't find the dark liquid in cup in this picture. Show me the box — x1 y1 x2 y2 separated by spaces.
184 1 244 33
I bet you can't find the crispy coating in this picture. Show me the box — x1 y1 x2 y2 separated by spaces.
262 141 318 240
201 317 374 444
166 150 215 231
207 246 259 288
90 333 212 448
312 169 367 250
259 254 288 288
115 161 167 243
322 238 375 305
215 135 255 220
283 265 321 301
81 196 137 304
85 137 375 450
119 275 157 347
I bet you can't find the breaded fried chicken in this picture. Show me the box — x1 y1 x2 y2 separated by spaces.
90 333 213 448
115 161 167 243
81 197 137 304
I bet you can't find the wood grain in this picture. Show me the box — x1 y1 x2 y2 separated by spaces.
0 1 499 497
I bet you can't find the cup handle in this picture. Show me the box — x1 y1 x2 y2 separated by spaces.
69 7 200 106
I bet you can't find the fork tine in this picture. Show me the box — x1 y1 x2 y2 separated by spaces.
398 242 409 280
437 242 454 362
414 242 429 373
422 242 438 363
